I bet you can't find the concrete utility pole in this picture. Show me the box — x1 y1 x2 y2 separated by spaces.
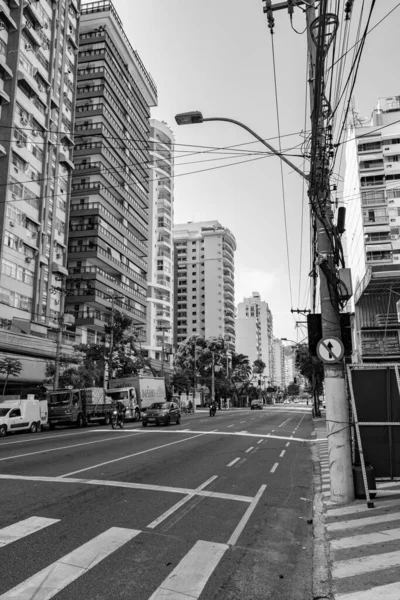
193 341 198 413
268 0 354 503
211 351 215 403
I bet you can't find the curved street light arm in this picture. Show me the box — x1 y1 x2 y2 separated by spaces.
202 117 309 181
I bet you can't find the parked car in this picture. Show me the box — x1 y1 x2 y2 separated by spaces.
142 401 181 427
250 399 263 410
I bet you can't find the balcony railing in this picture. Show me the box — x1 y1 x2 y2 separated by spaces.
69 223 146 266
363 215 389 225
68 244 146 282
67 266 146 298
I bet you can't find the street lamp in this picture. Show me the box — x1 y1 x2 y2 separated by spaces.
175 111 308 181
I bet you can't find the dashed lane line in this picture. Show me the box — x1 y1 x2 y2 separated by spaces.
270 463 279 473
227 425 235 428
285 442 290 447
227 458 240 467
245 447 254 453
279 450 286 458
257 440 264 444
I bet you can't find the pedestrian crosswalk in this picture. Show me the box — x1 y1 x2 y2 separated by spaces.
0 516 228 599
316 433 400 599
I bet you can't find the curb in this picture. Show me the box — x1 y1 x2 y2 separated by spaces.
311 421 333 600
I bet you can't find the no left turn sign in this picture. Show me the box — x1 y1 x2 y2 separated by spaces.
317 336 344 363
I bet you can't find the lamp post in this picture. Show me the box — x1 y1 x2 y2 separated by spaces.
175 112 308 182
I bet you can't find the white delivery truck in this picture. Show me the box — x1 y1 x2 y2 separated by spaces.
107 376 166 420
0 399 44 437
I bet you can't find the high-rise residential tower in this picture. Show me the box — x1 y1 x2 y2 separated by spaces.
65 0 157 345
273 338 286 389
235 292 274 380
173 221 236 350
344 96 400 362
0 0 81 386
143 119 174 366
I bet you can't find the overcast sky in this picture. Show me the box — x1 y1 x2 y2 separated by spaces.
113 0 400 341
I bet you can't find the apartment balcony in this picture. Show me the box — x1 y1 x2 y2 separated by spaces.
65 289 146 323
71 177 148 228
224 279 234 293
361 191 387 207
68 243 146 284
68 266 146 301
65 309 111 331
69 224 147 268
363 215 389 225
0 2 17 29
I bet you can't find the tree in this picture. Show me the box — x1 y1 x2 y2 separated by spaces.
252 359 266 375
0 357 23 395
295 344 324 416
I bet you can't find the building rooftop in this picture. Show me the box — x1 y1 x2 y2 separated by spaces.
81 0 157 99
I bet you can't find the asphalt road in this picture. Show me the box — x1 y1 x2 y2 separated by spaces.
0 406 314 600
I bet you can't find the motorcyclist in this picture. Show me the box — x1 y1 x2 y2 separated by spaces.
209 400 217 417
116 401 126 424
187 399 193 414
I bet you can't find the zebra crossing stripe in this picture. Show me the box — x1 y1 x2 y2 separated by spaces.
0 527 140 599
331 527 400 551
335 581 400 599
0 517 59 548
333 549 400 579
327 511 400 532
148 540 228 599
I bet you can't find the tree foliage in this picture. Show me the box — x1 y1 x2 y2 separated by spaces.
0 357 23 394
252 359 266 374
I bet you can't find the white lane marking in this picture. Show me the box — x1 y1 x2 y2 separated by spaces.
59 433 206 478
0 517 59 548
149 540 228 599
278 418 291 428
240 421 246 423
326 499 400 518
0 436 127 462
0 473 253 503
335 581 400 600
279 450 286 458
0 430 107 447
245 447 254 453
227 484 267 546
327 512 400 532
331 527 400 551
227 425 235 428
257 440 264 444
87 428 313 444
147 476 218 529
333 549 400 579
0 527 140 599
227 458 241 467
251 418 255 420
285 442 290 447
270 463 279 473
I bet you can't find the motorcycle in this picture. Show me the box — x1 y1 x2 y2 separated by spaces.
111 410 124 429
209 405 216 417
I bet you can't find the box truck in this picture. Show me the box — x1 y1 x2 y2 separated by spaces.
47 387 113 429
107 376 166 418
0 399 45 437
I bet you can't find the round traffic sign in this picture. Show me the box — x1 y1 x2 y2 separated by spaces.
317 336 344 363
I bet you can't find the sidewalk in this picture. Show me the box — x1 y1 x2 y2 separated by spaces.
314 416 400 599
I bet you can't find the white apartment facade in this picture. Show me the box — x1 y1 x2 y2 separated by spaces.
144 119 174 364
235 292 274 381
273 338 286 389
344 96 400 361
173 221 236 350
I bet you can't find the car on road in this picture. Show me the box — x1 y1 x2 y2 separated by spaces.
142 401 181 427
250 399 263 410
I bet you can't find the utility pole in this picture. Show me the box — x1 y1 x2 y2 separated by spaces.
266 0 354 503
107 292 123 385
193 341 197 413
211 351 215 403
53 317 64 391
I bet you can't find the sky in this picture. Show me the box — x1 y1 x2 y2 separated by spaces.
112 0 400 342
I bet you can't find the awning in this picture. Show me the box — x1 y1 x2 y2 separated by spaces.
366 244 392 252
364 225 390 233
0 88 10 104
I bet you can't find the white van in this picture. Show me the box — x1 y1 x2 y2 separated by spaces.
0 399 43 437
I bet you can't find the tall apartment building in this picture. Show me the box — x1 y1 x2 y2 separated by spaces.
273 338 286 389
0 0 81 386
173 221 236 350
143 119 174 365
65 1 157 346
235 292 274 381
344 96 400 361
